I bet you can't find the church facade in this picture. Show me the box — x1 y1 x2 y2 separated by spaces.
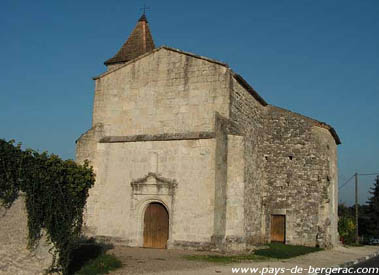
76 15 341 251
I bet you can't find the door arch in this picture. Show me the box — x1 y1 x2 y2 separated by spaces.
143 202 169 248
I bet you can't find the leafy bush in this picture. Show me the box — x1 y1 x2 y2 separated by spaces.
0 139 95 274
75 254 122 275
338 215 356 244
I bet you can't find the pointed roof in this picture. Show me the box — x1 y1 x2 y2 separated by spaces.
104 15 155 65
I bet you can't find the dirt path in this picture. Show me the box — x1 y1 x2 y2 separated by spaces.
108 246 221 274
108 245 379 275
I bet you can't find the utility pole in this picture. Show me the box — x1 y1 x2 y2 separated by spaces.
355 172 359 245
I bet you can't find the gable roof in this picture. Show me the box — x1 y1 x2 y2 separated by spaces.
95 46 340 145
94 46 228 80
104 14 155 65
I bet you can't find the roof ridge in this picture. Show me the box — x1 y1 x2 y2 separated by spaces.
160 46 228 67
94 46 229 79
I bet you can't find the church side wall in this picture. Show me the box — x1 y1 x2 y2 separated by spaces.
84 138 217 248
229 79 338 248
262 106 338 247
310 126 339 247
91 49 230 137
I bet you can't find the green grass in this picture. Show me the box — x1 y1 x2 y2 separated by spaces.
75 253 122 275
254 243 323 259
185 243 323 263
343 243 364 247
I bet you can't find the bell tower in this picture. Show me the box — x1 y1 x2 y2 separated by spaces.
104 14 155 70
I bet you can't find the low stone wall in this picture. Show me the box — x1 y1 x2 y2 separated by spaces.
0 196 52 275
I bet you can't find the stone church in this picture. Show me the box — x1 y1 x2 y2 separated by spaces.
76 14 341 251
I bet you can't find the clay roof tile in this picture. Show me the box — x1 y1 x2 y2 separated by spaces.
104 15 155 65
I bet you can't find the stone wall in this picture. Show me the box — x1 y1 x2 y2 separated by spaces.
228 74 339 248
0 196 52 275
76 123 104 165
224 134 246 251
83 138 217 249
261 106 338 247
91 48 230 137
77 48 238 250
311 126 339 247
229 75 267 245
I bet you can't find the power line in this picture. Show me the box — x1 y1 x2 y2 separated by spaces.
339 172 378 244
338 172 379 190
358 173 379 176
339 174 355 190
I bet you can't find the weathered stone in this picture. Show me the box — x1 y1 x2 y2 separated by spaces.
0 196 53 274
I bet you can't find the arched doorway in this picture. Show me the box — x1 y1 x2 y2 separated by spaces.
143 202 169 248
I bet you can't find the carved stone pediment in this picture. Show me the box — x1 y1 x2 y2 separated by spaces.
131 172 177 196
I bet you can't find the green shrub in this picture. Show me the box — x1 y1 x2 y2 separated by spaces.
338 216 356 244
0 139 96 274
75 254 122 275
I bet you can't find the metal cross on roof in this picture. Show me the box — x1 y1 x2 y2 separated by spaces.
140 4 150 15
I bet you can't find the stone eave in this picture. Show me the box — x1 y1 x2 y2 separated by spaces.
75 129 90 144
268 105 341 145
93 46 229 80
92 46 268 109
230 72 268 107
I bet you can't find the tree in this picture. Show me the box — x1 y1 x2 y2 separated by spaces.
366 176 379 237
338 203 356 244
357 204 371 238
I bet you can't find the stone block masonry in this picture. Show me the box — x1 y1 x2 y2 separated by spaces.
0 196 52 275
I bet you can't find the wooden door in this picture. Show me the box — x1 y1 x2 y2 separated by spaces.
143 203 169 248
271 215 285 243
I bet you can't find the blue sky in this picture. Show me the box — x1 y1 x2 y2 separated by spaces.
1 0 378 205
